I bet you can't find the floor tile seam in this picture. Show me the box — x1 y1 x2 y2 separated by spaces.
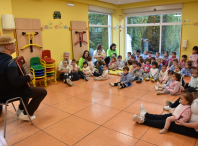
194 139 197 146
138 99 168 106
72 94 112 103
136 139 159 146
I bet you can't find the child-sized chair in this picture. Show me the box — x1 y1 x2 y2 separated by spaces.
41 50 57 84
30 57 47 87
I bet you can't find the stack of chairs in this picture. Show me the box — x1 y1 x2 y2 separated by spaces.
41 50 57 85
30 57 47 87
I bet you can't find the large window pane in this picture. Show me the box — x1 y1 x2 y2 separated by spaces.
126 26 160 54
88 13 108 25
89 27 108 52
161 25 181 56
127 15 160 24
163 13 182 23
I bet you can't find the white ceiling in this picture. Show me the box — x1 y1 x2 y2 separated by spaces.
98 0 150 5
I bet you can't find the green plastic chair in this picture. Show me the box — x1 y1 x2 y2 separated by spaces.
30 57 45 71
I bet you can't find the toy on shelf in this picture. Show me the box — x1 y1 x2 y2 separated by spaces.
21 32 42 52
30 57 47 87
41 50 57 84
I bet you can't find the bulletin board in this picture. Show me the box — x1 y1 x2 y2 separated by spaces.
71 21 88 61
15 18 43 66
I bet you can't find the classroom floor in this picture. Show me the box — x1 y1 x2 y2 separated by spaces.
0 75 196 146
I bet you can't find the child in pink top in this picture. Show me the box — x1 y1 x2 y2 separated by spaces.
168 52 178 67
179 55 187 69
189 46 198 69
157 72 182 95
109 56 117 70
159 92 193 134
143 59 151 78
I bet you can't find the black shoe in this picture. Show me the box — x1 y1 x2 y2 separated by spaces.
136 80 142 84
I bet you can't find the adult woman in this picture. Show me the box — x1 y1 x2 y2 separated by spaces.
133 97 198 138
94 44 110 65
107 43 118 59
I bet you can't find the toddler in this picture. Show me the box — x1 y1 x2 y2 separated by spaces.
97 60 104 75
132 63 144 83
128 60 133 72
186 69 198 92
189 46 198 69
109 56 118 70
145 61 159 82
61 61 74 86
131 56 136 62
157 73 182 95
147 51 153 59
109 67 132 89
170 59 179 71
168 51 178 67
181 61 193 77
142 50 148 60
82 62 93 76
70 59 80 81
117 55 124 70
162 51 169 66
138 58 144 69
125 52 131 62
96 50 106 68
159 65 168 84
155 52 161 59
136 50 141 60
156 58 162 71
94 64 109 80
132 50 136 57
112 53 117 59
179 55 187 69
143 59 152 79
87 56 95 73
174 65 181 74
150 57 156 65
159 92 193 134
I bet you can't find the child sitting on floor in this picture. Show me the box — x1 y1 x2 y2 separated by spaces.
97 60 104 75
156 58 162 71
131 55 136 62
150 57 156 65
170 59 179 71
61 61 74 86
147 51 153 59
117 60 133 76
145 61 159 82
159 92 193 134
112 53 117 59
82 62 93 77
179 55 187 69
138 57 144 69
181 61 193 77
189 46 198 69
109 67 132 89
70 59 80 81
157 72 182 95
94 64 109 81
136 50 141 60
117 55 124 70
159 65 168 84
143 59 151 79
155 52 161 59
132 63 144 84
186 69 198 92
168 51 178 67
109 56 118 70
125 52 131 62
142 50 148 60
87 56 95 73
96 50 106 68
162 51 169 66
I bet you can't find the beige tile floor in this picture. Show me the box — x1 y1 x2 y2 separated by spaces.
0 75 196 146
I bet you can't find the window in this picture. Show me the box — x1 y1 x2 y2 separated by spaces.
89 12 112 53
125 13 182 57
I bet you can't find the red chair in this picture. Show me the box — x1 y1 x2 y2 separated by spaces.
42 50 55 64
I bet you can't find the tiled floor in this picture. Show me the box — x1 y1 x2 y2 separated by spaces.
0 75 196 146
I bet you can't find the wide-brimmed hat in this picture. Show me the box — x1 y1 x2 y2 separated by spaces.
0 35 16 45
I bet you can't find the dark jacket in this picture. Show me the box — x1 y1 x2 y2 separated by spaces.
0 52 32 102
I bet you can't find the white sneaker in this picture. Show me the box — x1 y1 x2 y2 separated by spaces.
157 91 162 95
145 78 149 81
140 103 147 118
154 85 158 91
109 82 114 87
15 108 23 117
165 101 174 106
19 112 36 121
133 114 144 124
163 105 170 111
157 81 160 86
118 83 122 89
66 78 74 86
162 81 166 84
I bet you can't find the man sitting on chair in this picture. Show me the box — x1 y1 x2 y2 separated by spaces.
0 35 47 121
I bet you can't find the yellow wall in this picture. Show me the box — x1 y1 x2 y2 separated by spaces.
0 0 15 58
181 2 198 59
11 0 89 67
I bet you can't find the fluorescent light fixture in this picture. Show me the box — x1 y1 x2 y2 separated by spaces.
67 3 74 7
174 14 181 16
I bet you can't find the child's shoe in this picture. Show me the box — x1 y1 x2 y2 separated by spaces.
159 128 168 134
151 79 155 82
157 91 163 95
157 81 160 86
145 78 149 81
163 105 170 111
162 81 166 84
15 108 23 117
63 79 66 83
166 101 174 106
66 79 74 86
133 114 144 124
109 82 114 87
84 76 89 81
118 83 122 89
154 85 158 91
136 80 142 84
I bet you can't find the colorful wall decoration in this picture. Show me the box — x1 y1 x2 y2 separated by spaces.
42 21 68 29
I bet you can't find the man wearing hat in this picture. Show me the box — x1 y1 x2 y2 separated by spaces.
0 35 47 121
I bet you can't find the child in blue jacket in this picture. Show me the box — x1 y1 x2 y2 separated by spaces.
109 67 132 89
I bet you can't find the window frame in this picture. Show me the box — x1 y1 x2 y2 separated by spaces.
89 12 112 50
125 12 182 57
